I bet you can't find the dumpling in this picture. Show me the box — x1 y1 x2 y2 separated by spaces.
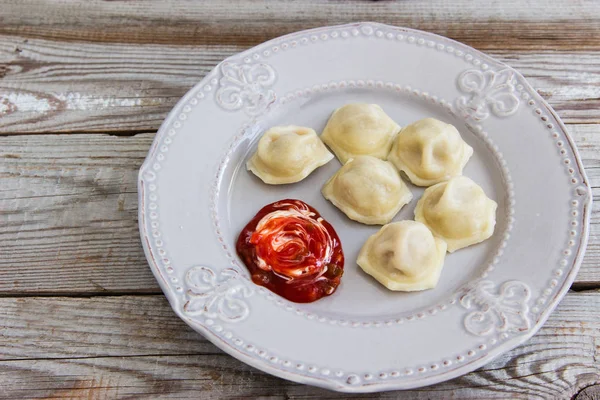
322 156 412 225
247 125 333 184
388 118 473 186
415 176 497 252
321 103 400 164
357 221 447 291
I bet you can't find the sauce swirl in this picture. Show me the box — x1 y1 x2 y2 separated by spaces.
236 199 344 303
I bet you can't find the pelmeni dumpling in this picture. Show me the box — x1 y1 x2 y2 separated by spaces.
388 118 473 186
321 103 400 164
247 125 334 184
415 176 497 252
357 221 447 291
322 156 412 225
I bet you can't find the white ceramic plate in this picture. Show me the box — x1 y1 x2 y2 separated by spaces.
138 23 592 392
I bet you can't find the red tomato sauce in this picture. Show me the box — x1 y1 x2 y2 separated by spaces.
236 199 344 303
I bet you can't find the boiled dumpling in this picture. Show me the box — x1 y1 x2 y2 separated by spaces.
322 156 412 225
388 118 473 186
415 176 497 252
247 125 333 184
321 103 400 164
357 221 447 291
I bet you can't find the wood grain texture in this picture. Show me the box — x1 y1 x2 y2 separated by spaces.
575 385 600 400
2 1 600 397
1 128 599 294
1 0 599 50
0 290 599 399
1 36 600 133
0 133 158 294
0 36 237 133
0 295 217 360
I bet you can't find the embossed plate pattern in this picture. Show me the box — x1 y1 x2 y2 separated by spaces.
138 23 592 392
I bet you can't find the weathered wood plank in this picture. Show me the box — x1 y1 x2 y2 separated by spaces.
0 37 238 133
1 0 599 50
0 290 598 398
0 133 158 294
1 127 599 294
1 2 598 398
0 295 217 360
1 35 600 133
575 385 600 400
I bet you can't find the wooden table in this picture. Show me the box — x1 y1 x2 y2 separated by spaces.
1 1 599 398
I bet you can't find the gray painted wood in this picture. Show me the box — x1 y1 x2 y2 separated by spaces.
1 39 598 133
1 1 599 397
2 0 599 50
0 291 598 399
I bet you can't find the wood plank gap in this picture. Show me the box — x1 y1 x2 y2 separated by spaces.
0 291 163 298
2 286 599 299
2 353 230 363
0 130 157 137
569 283 600 292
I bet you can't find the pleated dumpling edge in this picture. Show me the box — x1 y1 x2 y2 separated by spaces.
321 103 400 164
247 125 334 184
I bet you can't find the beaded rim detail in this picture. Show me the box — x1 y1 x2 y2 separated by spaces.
138 22 592 392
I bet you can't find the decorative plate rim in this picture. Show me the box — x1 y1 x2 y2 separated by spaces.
138 22 592 392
